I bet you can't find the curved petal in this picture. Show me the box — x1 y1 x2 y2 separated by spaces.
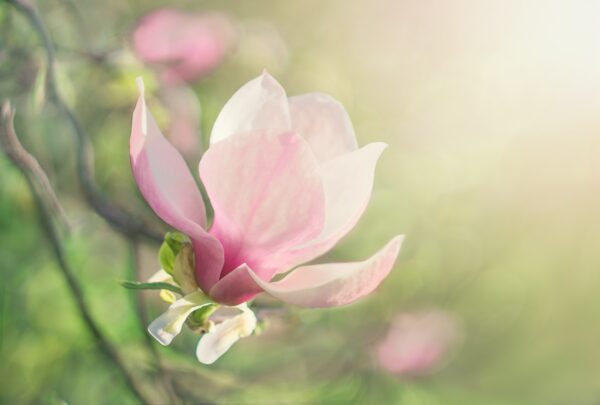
209 71 291 145
209 263 263 306
276 142 387 270
289 93 358 164
249 236 404 308
199 131 325 280
148 292 213 345
196 305 257 364
130 78 224 292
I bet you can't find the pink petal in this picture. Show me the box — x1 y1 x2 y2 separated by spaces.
130 78 224 292
209 263 263 305
289 93 358 164
279 143 388 270
199 130 325 282
248 236 404 308
209 71 291 145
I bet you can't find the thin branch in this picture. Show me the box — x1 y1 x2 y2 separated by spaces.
0 101 153 404
7 0 163 243
0 101 69 231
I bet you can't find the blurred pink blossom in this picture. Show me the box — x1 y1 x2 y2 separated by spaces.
160 85 202 159
132 8 237 84
375 310 462 377
130 72 403 362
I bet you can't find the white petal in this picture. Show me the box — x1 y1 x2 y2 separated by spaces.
283 143 387 267
209 71 291 144
289 93 358 164
196 305 257 364
148 292 213 345
316 142 387 245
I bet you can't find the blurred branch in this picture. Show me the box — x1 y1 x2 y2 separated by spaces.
0 101 69 232
6 0 163 244
128 242 182 405
0 101 154 404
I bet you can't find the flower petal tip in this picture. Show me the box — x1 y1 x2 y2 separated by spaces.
392 234 406 247
259 69 281 89
136 76 145 96
371 141 388 154
147 326 173 346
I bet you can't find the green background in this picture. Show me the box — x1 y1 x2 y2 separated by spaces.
1 0 599 403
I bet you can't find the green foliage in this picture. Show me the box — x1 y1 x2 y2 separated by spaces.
172 244 199 294
119 280 183 296
2 0 600 404
158 231 190 276
188 304 219 331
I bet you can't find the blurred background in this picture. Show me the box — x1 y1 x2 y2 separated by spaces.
2 0 600 403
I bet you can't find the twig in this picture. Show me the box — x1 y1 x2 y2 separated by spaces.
0 101 153 404
0 102 69 231
6 0 163 243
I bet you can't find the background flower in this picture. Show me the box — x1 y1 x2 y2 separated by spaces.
375 310 462 378
132 8 237 84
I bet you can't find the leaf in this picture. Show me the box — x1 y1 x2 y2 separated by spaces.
119 280 183 296
159 231 190 275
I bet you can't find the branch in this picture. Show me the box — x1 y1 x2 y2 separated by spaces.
7 0 163 243
0 103 69 232
0 101 154 404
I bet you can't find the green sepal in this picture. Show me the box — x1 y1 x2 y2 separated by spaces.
172 245 199 294
187 303 219 332
159 231 190 275
119 280 183 296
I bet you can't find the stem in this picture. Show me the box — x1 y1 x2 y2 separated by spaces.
0 101 153 404
6 0 163 243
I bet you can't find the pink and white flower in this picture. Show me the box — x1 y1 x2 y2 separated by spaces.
130 72 404 363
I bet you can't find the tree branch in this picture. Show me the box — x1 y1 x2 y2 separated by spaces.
7 0 163 243
0 101 154 404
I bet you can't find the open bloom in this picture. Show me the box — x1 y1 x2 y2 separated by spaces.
130 72 404 363
132 8 237 84
374 310 462 377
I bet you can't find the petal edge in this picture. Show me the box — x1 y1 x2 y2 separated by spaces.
249 236 404 308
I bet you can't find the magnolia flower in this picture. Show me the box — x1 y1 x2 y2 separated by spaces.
132 8 237 84
130 72 404 363
374 310 461 377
